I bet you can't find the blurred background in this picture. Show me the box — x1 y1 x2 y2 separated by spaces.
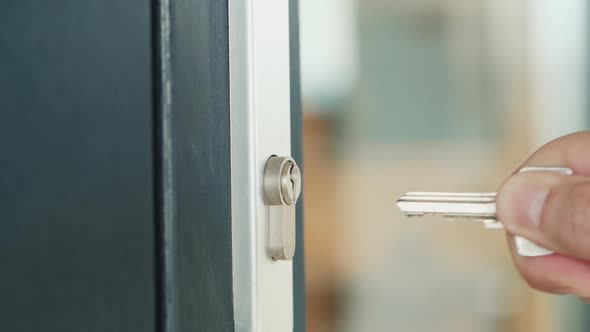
299 0 590 331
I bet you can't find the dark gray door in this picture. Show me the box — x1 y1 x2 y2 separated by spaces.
0 1 304 331
0 1 155 331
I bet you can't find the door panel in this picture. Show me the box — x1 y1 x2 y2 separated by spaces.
0 1 155 331
0 1 303 330
153 0 234 331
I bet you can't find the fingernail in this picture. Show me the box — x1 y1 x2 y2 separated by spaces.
514 185 549 228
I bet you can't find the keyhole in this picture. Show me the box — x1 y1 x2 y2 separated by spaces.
289 164 297 190
288 163 300 202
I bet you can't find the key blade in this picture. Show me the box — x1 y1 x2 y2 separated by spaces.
396 192 497 219
396 192 556 257
396 191 558 257
394 164 575 258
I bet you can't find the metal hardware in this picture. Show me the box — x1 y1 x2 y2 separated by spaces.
264 156 301 261
396 167 573 257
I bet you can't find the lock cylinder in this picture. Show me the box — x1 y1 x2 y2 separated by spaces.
263 156 301 261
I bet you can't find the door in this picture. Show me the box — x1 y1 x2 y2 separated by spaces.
0 0 304 331
0 1 155 331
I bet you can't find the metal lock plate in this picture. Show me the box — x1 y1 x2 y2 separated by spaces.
263 156 301 260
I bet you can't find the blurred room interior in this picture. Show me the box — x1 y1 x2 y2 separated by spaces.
299 0 590 331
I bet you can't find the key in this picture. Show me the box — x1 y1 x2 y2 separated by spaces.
396 167 573 257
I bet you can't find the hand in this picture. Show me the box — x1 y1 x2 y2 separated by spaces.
496 131 590 300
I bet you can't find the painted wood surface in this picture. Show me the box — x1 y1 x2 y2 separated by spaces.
0 1 155 330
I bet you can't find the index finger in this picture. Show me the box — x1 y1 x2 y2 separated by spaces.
520 131 590 176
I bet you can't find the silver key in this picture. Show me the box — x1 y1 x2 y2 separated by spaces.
396 167 573 257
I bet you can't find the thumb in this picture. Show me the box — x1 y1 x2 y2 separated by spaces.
497 171 590 261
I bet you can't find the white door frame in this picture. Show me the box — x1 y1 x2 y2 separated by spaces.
229 1 294 331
